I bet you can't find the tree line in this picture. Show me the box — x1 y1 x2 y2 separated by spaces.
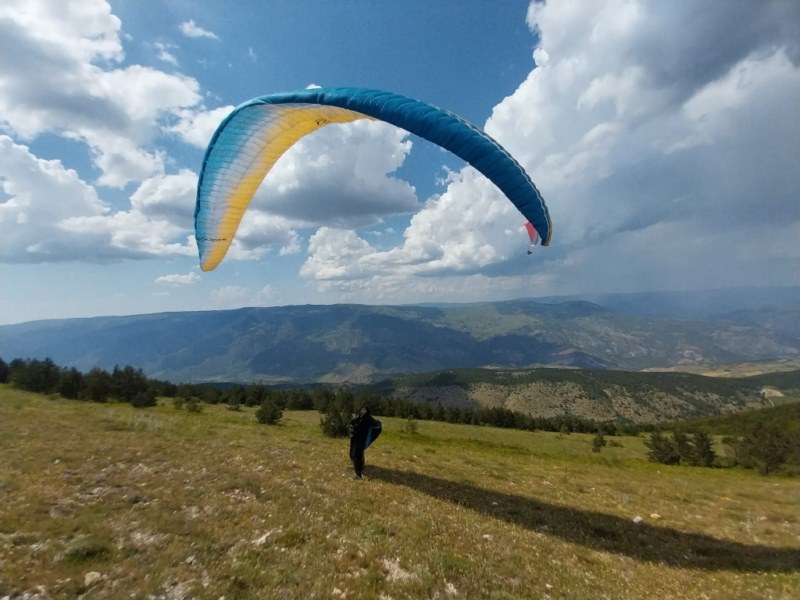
379 366 771 403
644 423 799 475
0 356 641 435
1 357 160 406
3 356 796 474
649 402 800 475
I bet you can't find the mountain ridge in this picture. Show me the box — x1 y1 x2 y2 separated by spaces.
1 290 798 384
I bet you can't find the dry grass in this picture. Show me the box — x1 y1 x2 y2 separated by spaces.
1 386 798 599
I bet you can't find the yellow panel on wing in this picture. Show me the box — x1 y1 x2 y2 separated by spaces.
201 105 372 271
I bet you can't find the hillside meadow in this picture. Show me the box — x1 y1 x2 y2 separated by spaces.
1 387 798 599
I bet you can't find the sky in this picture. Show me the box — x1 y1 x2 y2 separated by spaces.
1 0 799 325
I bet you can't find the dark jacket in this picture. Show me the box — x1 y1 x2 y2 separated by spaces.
349 413 381 451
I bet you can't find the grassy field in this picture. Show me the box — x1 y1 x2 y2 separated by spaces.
1 387 798 599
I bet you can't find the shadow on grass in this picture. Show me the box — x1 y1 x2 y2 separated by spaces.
368 466 799 573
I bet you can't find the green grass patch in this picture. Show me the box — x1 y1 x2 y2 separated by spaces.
1 386 798 599
62 534 112 564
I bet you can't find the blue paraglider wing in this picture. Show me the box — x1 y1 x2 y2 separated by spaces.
195 87 552 271
364 419 382 449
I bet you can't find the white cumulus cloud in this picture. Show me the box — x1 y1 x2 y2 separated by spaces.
179 19 218 40
0 1 221 267
166 106 234 148
210 284 278 309
153 41 178 66
250 119 419 227
155 272 201 285
0 0 202 187
300 0 800 300
0 136 109 262
129 169 197 226
0 136 197 263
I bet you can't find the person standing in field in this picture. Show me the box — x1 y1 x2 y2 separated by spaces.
349 407 381 480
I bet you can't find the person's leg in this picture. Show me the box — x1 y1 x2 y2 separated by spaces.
349 441 359 476
353 448 365 478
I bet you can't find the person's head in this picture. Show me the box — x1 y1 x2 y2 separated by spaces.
359 406 369 417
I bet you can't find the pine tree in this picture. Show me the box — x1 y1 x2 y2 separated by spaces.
690 431 716 467
0 357 9 383
644 430 679 464
672 431 692 464
58 368 84 399
110 365 149 402
742 423 790 475
81 368 112 402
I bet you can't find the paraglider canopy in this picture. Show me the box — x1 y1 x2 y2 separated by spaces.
194 87 553 271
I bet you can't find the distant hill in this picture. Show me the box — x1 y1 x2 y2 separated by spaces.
534 286 800 320
369 367 800 424
1 294 798 384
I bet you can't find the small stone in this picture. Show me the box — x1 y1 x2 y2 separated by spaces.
650 513 661 519
633 516 644 524
482 534 493 540
545 583 554 590
84 571 102 586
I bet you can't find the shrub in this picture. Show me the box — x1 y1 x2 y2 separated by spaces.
320 408 351 437
63 535 111 564
404 417 419 435
320 402 352 438
256 400 282 425
318 387 358 437
131 389 157 408
591 432 607 452
185 397 202 413
172 396 186 410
